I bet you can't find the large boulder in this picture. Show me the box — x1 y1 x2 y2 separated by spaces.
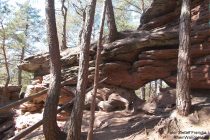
0 85 21 101
24 84 47 104
85 85 143 112
21 83 74 112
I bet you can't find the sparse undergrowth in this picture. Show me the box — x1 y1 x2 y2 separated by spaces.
10 89 210 140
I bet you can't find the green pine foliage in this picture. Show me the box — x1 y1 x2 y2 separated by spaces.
0 0 45 86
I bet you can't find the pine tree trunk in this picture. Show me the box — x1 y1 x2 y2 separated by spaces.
139 0 145 25
78 10 86 46
66 0 97 139
2 43 10 103
18 22 28 86
1 24 10 104
18 47 24 86
159 79 162 88
141 86 145 100
155 80 157 95
60 0 68 50
106 0 118 42
87 0 107 139
43 0 64 139
148 82 151 97
141 0 145 12
176 0 191 116
157 79 162 95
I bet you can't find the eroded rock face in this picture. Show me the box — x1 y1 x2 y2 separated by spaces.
0 85 21 101
24 84 47 104
17 0 210 113
19 102 43 112
21 79 75 112
18 0 210 90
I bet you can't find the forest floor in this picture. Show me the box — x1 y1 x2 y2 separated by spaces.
13 90 210 140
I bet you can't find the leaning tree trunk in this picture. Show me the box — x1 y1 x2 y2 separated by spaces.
2 39 10 103
176 0 191 116
1 24 10 104
60 0 68 50
66 0 97 139
106 0 118 42
87 0 107 139
43 0 64 139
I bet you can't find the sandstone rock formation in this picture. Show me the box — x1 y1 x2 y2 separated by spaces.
0 85 21 101
19 79 75 112
17 0 209 111
84 84 143 112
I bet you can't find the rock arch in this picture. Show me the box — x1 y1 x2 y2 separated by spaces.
19 0 210 91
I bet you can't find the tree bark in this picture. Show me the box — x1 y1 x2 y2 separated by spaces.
176 0 191 116
1 23 10 104
106 0 118 42
18 22 28 86
157 79 162 95
2 39 10 103
66 0 97 139
78 9 86 46
155 80 157 95
159 79 162 88
18 47 24 86
141 0 145 13
60 0 68 50
148 82 151 97
141 86 145 100
87 0 107 139
43 0 64 139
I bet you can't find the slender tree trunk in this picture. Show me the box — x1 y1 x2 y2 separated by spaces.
78 9 86 46
106 0 118 42
2 39 10 103
87 0 107 139
1 23 10 104
92 27 96 41
18 47 24 86
155 80 157 95
157 79 162 95
148 82 151 97
176 0 191 116
139 0 145 25
141 86 145 100
18 22 28 86
159 79 162 88
66 0 97 139
60 0 68 50
141 0 145 12
43 0 64 139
